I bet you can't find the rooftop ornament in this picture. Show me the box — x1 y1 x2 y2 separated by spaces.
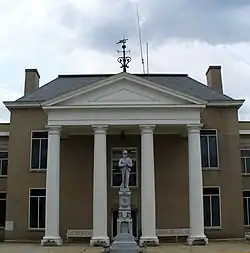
117 38 132 73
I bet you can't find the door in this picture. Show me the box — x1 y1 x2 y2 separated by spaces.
112 210 138 240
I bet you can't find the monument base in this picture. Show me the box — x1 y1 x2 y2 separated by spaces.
139 236 159 246
41 236 63 246
110 233 140 253
187 236 208 246
90 236 110 247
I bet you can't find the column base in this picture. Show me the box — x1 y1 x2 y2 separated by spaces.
90 236 110 247
41 236 63 246
187 235 208 246
139 236 159 246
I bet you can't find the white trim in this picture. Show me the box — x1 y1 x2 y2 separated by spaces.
240 130 250 135
0 151 8 177
28 188 46 230
0 132 9 137
3 101 41 108
207 100 245 108
240 149 250 175
43 104 206 110
200 129 220 169
243 190 250 226
42 73 207 107
110 147 138 188
29 130 48 171
203 186 222 229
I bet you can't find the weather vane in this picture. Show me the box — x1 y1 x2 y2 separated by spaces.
116 37 132 72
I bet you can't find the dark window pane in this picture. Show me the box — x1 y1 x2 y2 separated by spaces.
39 197 46 229
201 136 209 167
204 196 211 227
131 161 137 173
201 130 216 135
112 150 122 160
31 139 40 169
30 197 38 228
129 173 137 186
40 139 48 169
241 150 250 157
32 132 48 138
0 193 6 199
203 187 219 195
208 136 218 167
246 158 250 174
113 174 122 187
242 158 246 173
0 199 6 227
211 196 220 226
247 199 250 227
131 211 137 238
244 198 248 225
30 189 46 197
113 211 118 238
1 159 8 175
0 152 8 159
243 191 250 198
112 160 120 173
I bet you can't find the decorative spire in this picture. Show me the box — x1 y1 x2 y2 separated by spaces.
116 37 131 72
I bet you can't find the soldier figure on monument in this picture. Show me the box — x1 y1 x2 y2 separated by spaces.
118 150 133 190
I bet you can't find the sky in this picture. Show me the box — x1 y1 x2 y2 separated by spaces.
0 0 250 122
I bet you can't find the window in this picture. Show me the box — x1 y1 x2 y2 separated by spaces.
241 150 250 174
203 187 221 228
31 131 48 170
243 190 250 226
111 148 138 187
0 192 6 227
29 189 46 229
0 152 8 176
200 130 219 168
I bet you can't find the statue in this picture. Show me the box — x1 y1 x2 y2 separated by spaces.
118 150 132 190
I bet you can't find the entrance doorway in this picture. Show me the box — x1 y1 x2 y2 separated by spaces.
111 210 138 240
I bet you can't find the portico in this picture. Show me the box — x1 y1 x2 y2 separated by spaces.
40 72 208 246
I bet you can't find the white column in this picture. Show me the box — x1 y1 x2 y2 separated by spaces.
41 126 62 246
187 124 208 246
90 125 109 247
139 125 159 246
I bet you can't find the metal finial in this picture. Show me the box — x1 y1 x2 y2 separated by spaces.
116 37 131 72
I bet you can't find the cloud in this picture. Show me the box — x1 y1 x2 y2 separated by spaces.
0 0 250 122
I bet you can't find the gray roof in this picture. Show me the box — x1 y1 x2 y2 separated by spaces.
16 73 234 103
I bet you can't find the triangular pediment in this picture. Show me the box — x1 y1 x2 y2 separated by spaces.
43 73 206 107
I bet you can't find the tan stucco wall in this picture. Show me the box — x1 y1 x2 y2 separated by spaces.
4 106 246 242
201 107 244 238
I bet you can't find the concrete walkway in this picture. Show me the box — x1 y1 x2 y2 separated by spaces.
1 241 250 253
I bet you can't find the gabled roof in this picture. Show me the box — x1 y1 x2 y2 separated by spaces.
16 73 234 103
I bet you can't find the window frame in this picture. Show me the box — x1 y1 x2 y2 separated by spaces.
28 188 46 230
243 190 250 226
0 191 6 228
110 147 138 188
0 151 8 177
203 186 222 229
29 130 48 171
200 129 219 169
241 149 250 175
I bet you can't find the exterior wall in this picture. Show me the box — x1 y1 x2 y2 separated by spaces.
201 107 244 239
4 105 247 242
5 108 47 241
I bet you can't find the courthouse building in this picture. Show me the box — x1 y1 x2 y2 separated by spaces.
0 64 250 246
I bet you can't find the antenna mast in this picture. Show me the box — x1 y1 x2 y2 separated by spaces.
136 4 145 74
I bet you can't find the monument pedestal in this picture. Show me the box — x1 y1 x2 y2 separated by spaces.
109 188 140 253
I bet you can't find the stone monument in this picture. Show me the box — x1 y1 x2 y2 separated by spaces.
108 150 140 253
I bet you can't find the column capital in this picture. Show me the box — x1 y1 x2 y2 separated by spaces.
92 125 108 134
186 124 203 134
139 125 156 134
46 125 61 135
